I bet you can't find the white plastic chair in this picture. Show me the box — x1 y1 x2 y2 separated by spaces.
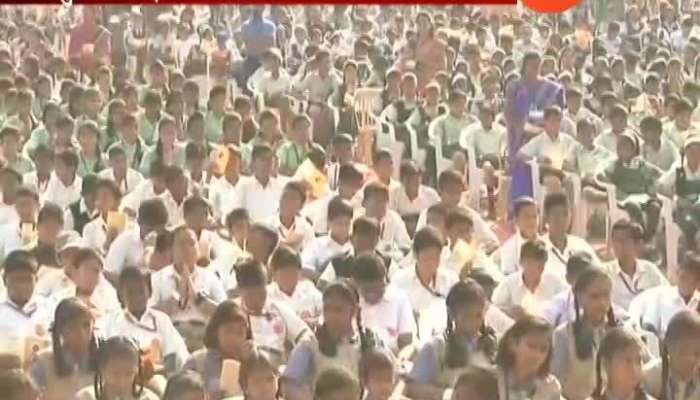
465 146 484 212
601 182 631 249
660 196 681 284
429 120 453 183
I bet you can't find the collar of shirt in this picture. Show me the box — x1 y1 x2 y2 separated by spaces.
124 308 158 332
4 296 39 316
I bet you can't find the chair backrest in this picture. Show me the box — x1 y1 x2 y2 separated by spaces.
354 88 382 128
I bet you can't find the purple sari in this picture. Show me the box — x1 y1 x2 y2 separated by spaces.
505 78 565 211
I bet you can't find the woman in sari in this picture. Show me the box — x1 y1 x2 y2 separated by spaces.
505 52 565 213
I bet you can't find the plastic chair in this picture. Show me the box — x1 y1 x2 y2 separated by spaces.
354 88 383 130
600 182 631 250
429 120 453 183
660 196 681 284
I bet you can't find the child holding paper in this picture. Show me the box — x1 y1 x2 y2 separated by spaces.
81 178 126 254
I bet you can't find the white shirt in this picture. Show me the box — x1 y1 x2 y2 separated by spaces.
263 214 315 252
542 234 600 279
0 296 54 338
605 259 669 311
63 199 98 232
360 285 416 351
160 191 185 228
22 171 50 194
100 308 190 371
267 280 322 324
207 176 239 221
357 208 411 258
0 203 18 227
257 70 293 98
389 185 440 217
98 167 144 195
82 216 134 254
104 228 145 275
415 204 499 249
391 265 459 315
301 234 352 274
0 223 22 263
627 285 699 339
491 270 568 318
594 130 620 153
460 121 505 159
149 264 226 324
120 180 159 214
496 232 539 276
300 191 361 235
50 280 121 320
41 172 82 210
35 267 115 301
519 132 576 170
231 175 285 222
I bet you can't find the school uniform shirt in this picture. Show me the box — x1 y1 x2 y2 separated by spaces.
496 231 540 276
552 321 608 400
7 155 35 175
82 216 134 254
160 191 186 228
642 137 680 172
519 131 576 170
543 234 600 280
664 121 700 149
267 280 322 325
207 176 239 220
104 228 146 276
41 172 82 210
263 214 315 252
35 268 116 305
356 208 412 258
0 295 54 338
100 308 190 372
359 284 416 351
491 271 568 318
138 142 188 177
149 265 226 325
301 234 353 274
63 199 98 233
604 259 669 311
74 385 160 400
0 202 18 226
0 222 25 263
565 142 614 179
389 184 441 218
595 130 622 153
120 180 159 215
627 285 700 339
415 204 499 249
460 120 506 159
296 69 341 104
300 190 361 235
211 239 248 293
23 171 51 194
97 167 144 195
429 113 475 156
643 358 700 400
240 298 312 367
257 69 293 99
30 349 94 400
496 368 563 400
230 175 285 222
391 265 459 316
50 282 121 321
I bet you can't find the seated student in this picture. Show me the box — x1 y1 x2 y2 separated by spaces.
429 90 474 164
42 149 82 210
564 118 613 187
160 166 190 228
183 300 255 399
23 144 53 195
352 253 416 352
150 226 226 350
238 351 281 400
460 99 506 169
1 126 34 175
665 97 697 149
101 267 189 374
542 192 599 278
0 368 40 400
657 134 700 206
551 267 620 400
301 197 354 278
29 203 67 269
211 209 250 291
81 179 127 254
282 280 381 400
181 195 220 267
628 251 700 339
0 186 39 264
594 103 629 154
359 181 411 260
231 144 285 222
406 280 498 399
246 223 280 267
543 251 599 327
184 143 210 196
267 245 322 326
643 310 700 400
277 114 311 176
391 226 458 318
163 370 207 400
105 198 169 281
30 298 98 400
367 149 402 197
75 120 107 178
359 348 407 400
493 196 540 276
605 219 668 311
595 132 663 242
235 259 311 368
424 203 449 239
389 160 440 236
312 367 362 400
207 145 242 221
264 181 315 252
494 316 563 400
492 239 568 319
63 173 98 235
448 366 500 400
324 134 359 192
0 250 53 338
302 163 363 236
106 112 145 171
590 327 656 400
121 161 169 216
98 145 144 195
415 170 499 253
74 336 159 400
444 208 502 281
0 168 23 227
51 247 121 320
640 115 679 172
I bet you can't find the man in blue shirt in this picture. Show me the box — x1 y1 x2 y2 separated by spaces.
238 6 276 91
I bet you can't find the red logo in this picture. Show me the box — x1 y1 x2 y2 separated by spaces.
523 0 581 13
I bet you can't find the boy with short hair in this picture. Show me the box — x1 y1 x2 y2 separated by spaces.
267 245 322 326
301 197 354 277
0 168 22 226
23 144 53 195
0 187 39 264
1 127 34 175
495 196 540 275
42 150 82 209
361 181 411 259
640 115 679 172
98 145 144 195
231 144 285 222
302 162 363 235
265 180 315 251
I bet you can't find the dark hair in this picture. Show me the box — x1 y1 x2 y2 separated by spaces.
611 219 644 241
55 149 79 169
75 248 102 270
182 195 210 217
51 298 98 377
235 259 268 288
453 366 500 400
37 202 64 226
543 105 562 120
225 208 250 229
352 252 386 283
283 180 307 204
437 169 463 191
95 178 122 203
94 336 143 400
444 280 497 369
399 160 420 181
270 245 301 272
592 327 647 400
163 371 205 400
358 347 394 382
659 311 700 400
362 181 389 202
0 368 37 399
239 351 277 395
137 198 169 228
513 196 537 217
338 164 362 185
352 216 379 239
327 196 354 222
2 250 37 276
249 223 279 256
314 367 360 399
15 186 38 202
203 300 251 350
640 115 663 134
118 266 151 299
251 144 273 161
446 208 474 232
520 239 548 262
566 251 594 278
572 267 616 360
495 316 552 377
543 192 568 216
0 167 20 184
412 226 445 255
427 203 449 221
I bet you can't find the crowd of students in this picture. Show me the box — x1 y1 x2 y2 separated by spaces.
0 2 700 400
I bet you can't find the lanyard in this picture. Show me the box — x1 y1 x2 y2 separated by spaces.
618 271 640 296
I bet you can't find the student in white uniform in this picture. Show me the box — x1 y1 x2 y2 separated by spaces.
444 207 502 282
643 310 700 400
494 196 540 276
391 226 458 317
390 160 440 235
351 252 416 352
628 251 700 339
207 145 242 221
231 144 285 222
181 195 221 267
0 249 53 338
265 180 315 252
360 181 411 260
0 167 21 227
406 280 498 399
98 145 144 195
301 197 354 277
161 370 207 400
591 327 657 400
492 239 568 319
267 245 322 326
101 267 189 374
42 150 82 210
235 259 311 368
211 208 250 294
81 178 127 254
0 186 39 263
448 366 501 400
605 219 668 311
543 251 598 327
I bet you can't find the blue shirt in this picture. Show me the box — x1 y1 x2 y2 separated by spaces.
241 17 276 43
